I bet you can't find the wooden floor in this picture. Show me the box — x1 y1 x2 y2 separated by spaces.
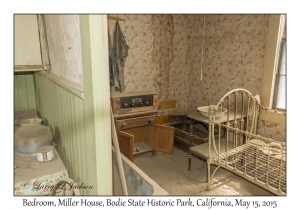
133 147 273 196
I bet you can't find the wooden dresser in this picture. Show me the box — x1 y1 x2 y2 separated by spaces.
111 91 174 162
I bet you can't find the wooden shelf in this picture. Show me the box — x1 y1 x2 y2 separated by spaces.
14 65 43 72
107 15 125 22
133 142 152 157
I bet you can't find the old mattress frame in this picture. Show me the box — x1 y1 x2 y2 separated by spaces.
195 89 286 195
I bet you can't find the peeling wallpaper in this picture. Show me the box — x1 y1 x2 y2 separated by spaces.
107 14 285 141
150 15 174 101
108 14 269 112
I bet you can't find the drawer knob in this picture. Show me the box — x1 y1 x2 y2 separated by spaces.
121 122 127 127
148 119 154 124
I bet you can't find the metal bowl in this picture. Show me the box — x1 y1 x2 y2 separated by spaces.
197 106 227 118
14 125 53 155
20 118 43 126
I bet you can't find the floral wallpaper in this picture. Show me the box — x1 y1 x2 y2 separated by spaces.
108 15 154 93
44 15 83 86
107 14 285 141
150 15 174 101
108 14 269 110
187 15 270 111
108 15 194 112
257 120 286 142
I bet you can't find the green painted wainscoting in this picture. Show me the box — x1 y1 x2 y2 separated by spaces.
34 15 112 195
34 72 108 195
14 72 36 111
34 73 86 192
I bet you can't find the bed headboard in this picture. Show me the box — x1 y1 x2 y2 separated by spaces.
209 88 261 136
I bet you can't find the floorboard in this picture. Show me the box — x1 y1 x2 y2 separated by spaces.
133 147 273 196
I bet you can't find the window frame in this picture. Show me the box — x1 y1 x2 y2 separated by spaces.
272 37 286 111
261 15 286 109
260 14 286 125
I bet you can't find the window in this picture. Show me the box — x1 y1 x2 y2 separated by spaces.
273 38 286 110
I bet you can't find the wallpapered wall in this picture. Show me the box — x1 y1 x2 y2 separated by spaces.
187 15 270 110
108 14 269 111
107 14 285 141
43 15 83 86
257 120 286 142
108 15 189 112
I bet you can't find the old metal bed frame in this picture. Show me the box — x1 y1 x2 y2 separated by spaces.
190 88 286 195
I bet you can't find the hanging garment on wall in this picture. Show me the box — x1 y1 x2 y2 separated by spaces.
113 21 129 92
108 31 115 86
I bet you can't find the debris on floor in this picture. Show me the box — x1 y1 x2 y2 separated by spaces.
133 147 273 196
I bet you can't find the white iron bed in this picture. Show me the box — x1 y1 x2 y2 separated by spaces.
189 89 286 195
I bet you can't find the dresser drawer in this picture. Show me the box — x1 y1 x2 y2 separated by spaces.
115 115 157 130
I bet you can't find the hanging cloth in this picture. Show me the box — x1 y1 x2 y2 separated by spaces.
108 31 115 86
113 21 129 92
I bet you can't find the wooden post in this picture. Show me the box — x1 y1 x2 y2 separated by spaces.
111 107 128 195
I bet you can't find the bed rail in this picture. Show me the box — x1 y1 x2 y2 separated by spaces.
206 88 286 195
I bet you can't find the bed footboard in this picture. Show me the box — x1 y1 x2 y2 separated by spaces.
207 134 286 195
206 89 286 195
